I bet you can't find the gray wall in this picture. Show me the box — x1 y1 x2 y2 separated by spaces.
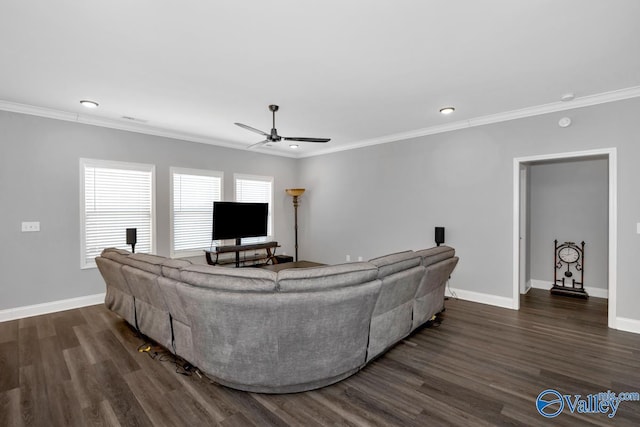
528 158 608 290
2 97 640 325
0 111 298 310
298 97 640 321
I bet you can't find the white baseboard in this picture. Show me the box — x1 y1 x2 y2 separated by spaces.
530 279 608 299
0 293 105 323
446 287 515 309
614 317 640 334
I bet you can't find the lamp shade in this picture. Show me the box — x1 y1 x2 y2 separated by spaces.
286 188 305 197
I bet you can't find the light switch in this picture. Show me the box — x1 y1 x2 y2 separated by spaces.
637 223 640 234
21 221 40 232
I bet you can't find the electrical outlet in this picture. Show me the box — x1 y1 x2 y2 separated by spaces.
357 256 363 261
346 255 351 262
21 221 40 232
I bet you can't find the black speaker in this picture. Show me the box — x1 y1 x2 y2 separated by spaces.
126 228 137 253
435 227 445 247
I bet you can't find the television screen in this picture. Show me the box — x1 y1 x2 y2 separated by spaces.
212 201 268 241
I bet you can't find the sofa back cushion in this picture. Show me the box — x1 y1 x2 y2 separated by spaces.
368 251 421 278
176 278 381 391
417 256 460 297
119 253 165 275
414 246 455 267
180 264 277 292
157 276 190 326
100 247 132 264
121 265 166 308
277 262 378 292
367 264 425 361
96 255 131 295
161 258 192 280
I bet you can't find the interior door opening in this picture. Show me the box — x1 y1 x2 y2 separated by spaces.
513 148 617 329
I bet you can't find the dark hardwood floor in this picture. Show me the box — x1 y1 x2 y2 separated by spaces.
1 289 639 426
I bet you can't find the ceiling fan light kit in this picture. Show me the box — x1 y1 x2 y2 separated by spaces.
80 100 99 108
235 105 331 149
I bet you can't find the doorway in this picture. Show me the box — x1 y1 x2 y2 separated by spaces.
512 148 617 328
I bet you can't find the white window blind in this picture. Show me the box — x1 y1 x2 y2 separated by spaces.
235 174 273 244
81 159 154 268
171 168 223 256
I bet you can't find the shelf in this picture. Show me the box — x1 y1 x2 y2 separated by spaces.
204 241 279 267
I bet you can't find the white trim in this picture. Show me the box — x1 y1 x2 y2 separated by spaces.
169 167 224 258
512 158 521 309
0 100 304 157
3 87 640 160
529 279 608 299
0 293 105 323
445 287 514 310
607 149 618 329
614 317 640 335
513 148 618 328
300 86 640 158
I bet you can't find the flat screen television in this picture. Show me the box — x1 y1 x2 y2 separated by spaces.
212 201 268 242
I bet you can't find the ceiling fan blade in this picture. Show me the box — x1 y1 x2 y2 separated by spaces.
283 137 330 143
235 122 269 137
246 140 269 149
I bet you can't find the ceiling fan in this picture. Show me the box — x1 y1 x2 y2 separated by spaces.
235 105 331 149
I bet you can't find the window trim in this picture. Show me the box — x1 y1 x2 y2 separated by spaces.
79 158 156 269
169 167 224 258
233 173 275 243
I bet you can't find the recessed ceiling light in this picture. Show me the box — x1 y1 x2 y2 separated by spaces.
289 144 300 149
80 100 99 108
439 107 455 115
558 117 572 128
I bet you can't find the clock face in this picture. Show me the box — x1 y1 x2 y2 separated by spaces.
558 247 579 263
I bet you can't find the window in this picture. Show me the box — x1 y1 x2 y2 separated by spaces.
234 174 274 244
171 168 223 257
80 159 155 268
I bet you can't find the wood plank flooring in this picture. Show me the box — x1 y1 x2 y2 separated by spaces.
1 289 639 426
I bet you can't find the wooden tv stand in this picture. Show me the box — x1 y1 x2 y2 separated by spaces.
204 241 279 268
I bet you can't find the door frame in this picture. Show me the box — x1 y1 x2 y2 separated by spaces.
512 148 617 328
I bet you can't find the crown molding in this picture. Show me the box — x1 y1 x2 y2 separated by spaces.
2 85 640 160
300 85 640 158
0 100 299 159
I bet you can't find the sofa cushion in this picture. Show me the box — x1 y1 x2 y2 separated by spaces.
417 256 459 296
414 246 455 267
161 258 192 280
368 251 421 278
102 247 132 256
157 276 191 326
118 253 165 275
100 247 132 264
277 262 378 292
180 265 277 292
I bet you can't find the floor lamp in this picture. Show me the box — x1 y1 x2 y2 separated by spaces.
285 188 305 262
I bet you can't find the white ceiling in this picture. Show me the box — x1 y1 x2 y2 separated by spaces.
1 1 639 157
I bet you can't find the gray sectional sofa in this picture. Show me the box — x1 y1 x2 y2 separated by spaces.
96 246 459 393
